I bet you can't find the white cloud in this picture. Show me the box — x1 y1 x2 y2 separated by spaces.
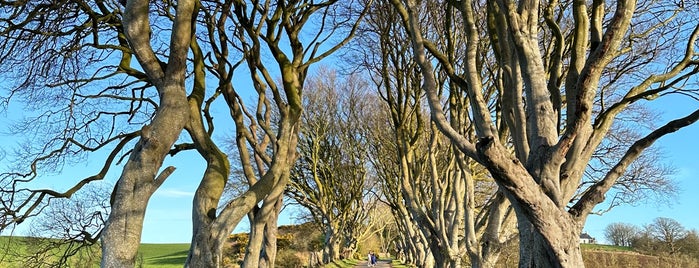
155 188 195 198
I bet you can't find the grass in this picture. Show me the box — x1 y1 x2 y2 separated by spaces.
581 243 634 252
0 236 30 267
389 261 412 268
0 237 190 268
2 237 658 268
320 257 413 268
137 243 190 267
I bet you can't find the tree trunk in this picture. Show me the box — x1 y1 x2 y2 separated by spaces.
100 165 178 267
101 0 194 265
186 224 226 268
242 182 287 268
100 88 189 267
515 211 585 268
183 84 230 268
322 227 342 264
185 113 297 267
469 254 500 268
467 244 502 268
260 196 282 267
241 208 266 268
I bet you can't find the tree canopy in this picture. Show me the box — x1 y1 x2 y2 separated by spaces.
1 0 698 267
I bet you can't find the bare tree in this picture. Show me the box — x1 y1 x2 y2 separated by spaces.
286 68 375 264
7 185 109 268
186 1 372 267
678 229 699 259
355 1 518 267
0 0 195 266
604 222 638 247
647 217 687 255
387 0 699 267
1 1 368 267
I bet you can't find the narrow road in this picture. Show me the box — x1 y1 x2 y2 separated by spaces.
354 259 392 267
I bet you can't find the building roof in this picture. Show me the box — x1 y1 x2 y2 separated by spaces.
580 233 593 239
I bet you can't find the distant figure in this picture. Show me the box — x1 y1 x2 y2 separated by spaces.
368 251 377 267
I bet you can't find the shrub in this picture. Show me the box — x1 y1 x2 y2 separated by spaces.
276 250 303 268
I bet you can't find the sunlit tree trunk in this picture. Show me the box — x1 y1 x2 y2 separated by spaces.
242 193 283 268
385 0 699 267
260 196 283 267
322 226 342 263
241 207 266 268
185 1 369 266
100 0 195 266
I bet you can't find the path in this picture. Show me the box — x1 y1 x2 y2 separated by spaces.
354 259 392 267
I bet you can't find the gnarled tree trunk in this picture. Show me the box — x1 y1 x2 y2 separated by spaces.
100 0 195 266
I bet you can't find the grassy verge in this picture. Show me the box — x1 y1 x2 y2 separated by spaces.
581 243 633 252
0 237 190 268
137 243 190 267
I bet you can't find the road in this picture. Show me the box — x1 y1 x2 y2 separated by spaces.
354 259 393 267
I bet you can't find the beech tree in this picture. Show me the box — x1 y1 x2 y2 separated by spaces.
356 1 518 267
287 69 376 264
1 1 369 267
387 0 699 267
0 0 195 266
203 2 370 267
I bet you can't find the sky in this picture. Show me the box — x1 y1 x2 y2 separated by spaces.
138 90 699 244
0 59 697 245
584 93 699 243
1 91 696 245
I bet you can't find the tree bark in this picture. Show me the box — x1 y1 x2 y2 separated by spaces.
182 36 231 267
261 196 283 267
322 225 342 263
242 194 283 268
187 227 225 267
100 0 194 266
242 207 266 268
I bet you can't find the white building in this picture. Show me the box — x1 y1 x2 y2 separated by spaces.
579 233 596 244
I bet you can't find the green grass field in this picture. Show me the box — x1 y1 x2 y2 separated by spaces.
0 237 190 268
137 243 190 267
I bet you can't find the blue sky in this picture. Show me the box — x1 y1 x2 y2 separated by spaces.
1 79 698 245
126 90 699 243
584 93 699 243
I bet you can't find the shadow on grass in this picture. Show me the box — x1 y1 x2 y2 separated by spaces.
145 250 189 265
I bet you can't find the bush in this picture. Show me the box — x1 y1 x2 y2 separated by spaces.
276 250 303 268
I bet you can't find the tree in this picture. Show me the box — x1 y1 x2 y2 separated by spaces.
387 0 699 267
357 1 517 267
287 68 376 264
678 229 699 259
0 0 195 266
604 222 637 247
1 1 369 267
207 2 371 267
647 217 687 255
15 185 109 268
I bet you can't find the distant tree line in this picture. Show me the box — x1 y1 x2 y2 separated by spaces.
605 217 699 259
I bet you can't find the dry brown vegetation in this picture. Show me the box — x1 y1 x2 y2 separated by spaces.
582 250 699 268
489 241 699 268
